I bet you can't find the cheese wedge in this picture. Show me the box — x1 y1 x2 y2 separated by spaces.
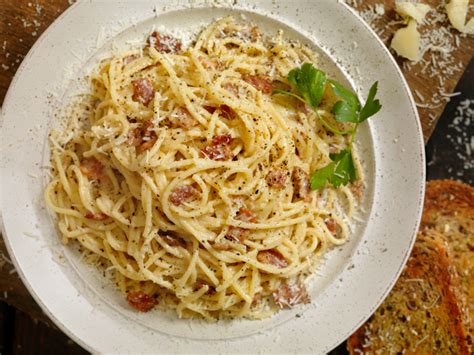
446 0 474 34
395 2 431 23
391 20 420 61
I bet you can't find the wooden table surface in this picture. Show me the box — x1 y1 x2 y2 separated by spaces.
1 0 473 347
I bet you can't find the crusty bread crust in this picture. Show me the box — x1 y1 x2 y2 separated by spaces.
348 230 472 354
348 180 474 354
422 180 474 216
422 180 473 335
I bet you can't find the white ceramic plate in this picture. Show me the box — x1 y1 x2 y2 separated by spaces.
0 0 425 353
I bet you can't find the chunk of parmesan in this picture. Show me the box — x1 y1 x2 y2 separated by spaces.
395 2 431 23
446 0 474 34
465 19 474 34
391 20 420 61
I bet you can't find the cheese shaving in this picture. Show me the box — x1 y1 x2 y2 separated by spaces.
391 20 420 61
465 18 474 33
446 0 474 34
395 2 431 23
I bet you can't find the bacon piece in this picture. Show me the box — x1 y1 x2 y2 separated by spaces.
201 134 233 161
129 120 158 154
219 104 235 120
199 56 221 70
212 240 232 251
266 169 288 188
170 107 197 129
273 283 310 309
257 249 288 269
127 125 142 147
225 227 247 244
80 157 106 181
221 26 234 37
194 280 216 295
85 212 108 220
216 207 256 249
204 105 235 120
242 74 272 94
223 83 240 96
350 180 364 200
137 121 158 153
160 233 187 248
251 293 262 307
325 218 340 236
123 54 138 65
296 100 312 114
248 26 260 42
214 228 248 251
204 105 217 114
292 167 311 202
127 291 157 312
169 184 200 206
147 31 182 54
236 207 257 223
132 78 154 106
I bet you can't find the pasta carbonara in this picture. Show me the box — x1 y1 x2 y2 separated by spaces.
45 17 363 320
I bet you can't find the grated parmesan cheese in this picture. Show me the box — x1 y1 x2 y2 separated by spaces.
345 1 467 113
446 99 474 177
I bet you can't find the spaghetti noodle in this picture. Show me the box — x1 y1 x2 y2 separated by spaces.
45 17 363 320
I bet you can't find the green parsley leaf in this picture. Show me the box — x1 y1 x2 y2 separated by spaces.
328 80 360 110
330 150 357 187
287 63 327 108
310 161 336 190
332 100 358 123
329 80 360 123
329 80 382 124
359 81 382 123
310 150 357 190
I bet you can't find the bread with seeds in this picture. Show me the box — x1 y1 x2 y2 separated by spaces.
347 229 472 354
421 180 473 324
348 180 474 354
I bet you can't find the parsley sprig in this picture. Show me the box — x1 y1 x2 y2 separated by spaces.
273 63 382 190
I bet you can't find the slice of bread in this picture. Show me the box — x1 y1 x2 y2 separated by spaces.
347 180 474 354
347 229 472 354
421 180 474 325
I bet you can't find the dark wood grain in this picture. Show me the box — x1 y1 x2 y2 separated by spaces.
0 0 75 345
0 0 72 104
0 238 53 327
11 309 88 355
352 0 474 142
0 302 15 355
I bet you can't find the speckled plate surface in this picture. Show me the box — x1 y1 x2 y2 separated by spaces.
0 0 425 353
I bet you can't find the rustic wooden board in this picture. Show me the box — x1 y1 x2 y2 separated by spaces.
11 309 88 355
350 0 474 141
0 0 473 331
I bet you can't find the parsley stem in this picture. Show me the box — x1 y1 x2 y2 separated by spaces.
348 124 359 152
273 90 354 136
272 90 306 103
315 111 354 136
